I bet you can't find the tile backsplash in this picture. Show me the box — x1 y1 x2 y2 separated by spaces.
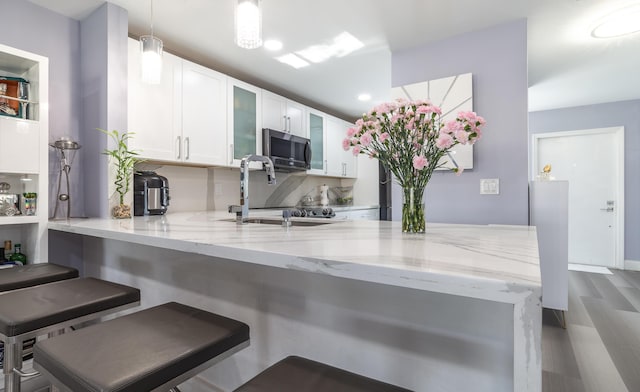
140 158 377 214
208 167 345 211
153 165 208 212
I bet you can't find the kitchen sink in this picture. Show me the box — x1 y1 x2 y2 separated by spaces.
220 217 334 227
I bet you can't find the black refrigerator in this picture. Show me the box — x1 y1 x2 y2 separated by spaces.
379 162 392 220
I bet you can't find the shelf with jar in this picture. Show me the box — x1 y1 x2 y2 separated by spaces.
0 43 48 264
0 174 39 220
0 44 42 122
0 76 36 120
0 240 28 265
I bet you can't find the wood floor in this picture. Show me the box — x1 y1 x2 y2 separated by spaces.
543 268 640 392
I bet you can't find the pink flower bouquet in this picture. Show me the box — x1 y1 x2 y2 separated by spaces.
343 99 486 232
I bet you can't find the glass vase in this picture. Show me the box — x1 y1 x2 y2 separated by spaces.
402 186 425 233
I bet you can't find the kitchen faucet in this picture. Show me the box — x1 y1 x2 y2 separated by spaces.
228 154 276 224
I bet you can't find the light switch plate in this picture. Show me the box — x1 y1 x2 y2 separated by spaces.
480 178 500 195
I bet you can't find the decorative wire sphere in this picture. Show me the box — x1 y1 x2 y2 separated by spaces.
50 137 81 167
50 136 82 220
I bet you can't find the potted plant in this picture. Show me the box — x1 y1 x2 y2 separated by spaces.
99 129 142 219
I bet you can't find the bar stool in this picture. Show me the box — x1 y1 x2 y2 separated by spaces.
33 302 250 392
0 263 78 293
0 277 140 392
234 356 412 392
0 263 79 389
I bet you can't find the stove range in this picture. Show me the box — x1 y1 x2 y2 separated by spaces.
290 207 335 218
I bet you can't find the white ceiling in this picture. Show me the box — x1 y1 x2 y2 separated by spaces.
28 0 640 119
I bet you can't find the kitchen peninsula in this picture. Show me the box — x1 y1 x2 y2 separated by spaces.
48 212 541 392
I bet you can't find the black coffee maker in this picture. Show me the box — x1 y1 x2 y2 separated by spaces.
134 171 170 216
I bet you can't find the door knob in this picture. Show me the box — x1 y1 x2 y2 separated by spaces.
601 200 614 212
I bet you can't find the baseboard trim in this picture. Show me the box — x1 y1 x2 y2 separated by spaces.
625 259 640 271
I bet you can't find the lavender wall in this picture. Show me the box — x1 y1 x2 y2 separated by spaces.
80 3 129 218
529 99 640 261
0 0 83 217
392 20 529 225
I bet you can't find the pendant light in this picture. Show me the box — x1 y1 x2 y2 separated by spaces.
140 0 163 84
235 0 263 49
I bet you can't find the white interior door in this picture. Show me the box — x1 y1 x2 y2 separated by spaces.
534 127 624 268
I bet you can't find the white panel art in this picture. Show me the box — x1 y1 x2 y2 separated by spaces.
391 73 474 170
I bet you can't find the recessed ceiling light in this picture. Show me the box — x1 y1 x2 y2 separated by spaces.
332 32 364 57
264 39 283 51
295 32 365 64
297 45 333 63
358 93 371 101
276 53 310 69
591 6 640 38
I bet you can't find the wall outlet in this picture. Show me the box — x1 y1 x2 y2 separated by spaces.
480 178 500 195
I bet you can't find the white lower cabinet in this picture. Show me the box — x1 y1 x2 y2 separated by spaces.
334 208 380 220
128 38 227 166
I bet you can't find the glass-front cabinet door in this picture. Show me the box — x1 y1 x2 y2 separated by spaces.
307 109 326 175
227 78 262 167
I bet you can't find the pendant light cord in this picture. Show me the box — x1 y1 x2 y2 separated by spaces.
150 0 155 37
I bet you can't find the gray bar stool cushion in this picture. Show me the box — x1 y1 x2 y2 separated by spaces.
0 263 78 293
234 356 412 392
34 302 250 392
0 277 140 337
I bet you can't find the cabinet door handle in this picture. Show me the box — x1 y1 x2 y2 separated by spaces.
176 136 182 160
229 144 234 164
283 115 287 132
184 137 190 160
287 116 291 133
324 160 327 174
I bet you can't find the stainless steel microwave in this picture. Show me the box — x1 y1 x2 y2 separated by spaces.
262 128 311 171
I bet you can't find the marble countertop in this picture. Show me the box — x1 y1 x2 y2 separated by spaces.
48 211 540 304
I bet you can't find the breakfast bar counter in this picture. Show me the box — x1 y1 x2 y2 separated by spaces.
49 211 541 392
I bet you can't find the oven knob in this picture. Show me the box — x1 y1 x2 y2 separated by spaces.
300 209 307 217
292 209 302 217
322 208 330 216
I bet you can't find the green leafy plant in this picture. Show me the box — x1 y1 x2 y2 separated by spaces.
98 129 142 205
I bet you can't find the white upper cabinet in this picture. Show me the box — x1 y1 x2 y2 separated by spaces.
326 116 357 178
128 38 180 161
180 61 227 165
128 38 227 166
262 90 305 137
227 78 262 167
128 37 358 179
306 108 327 175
